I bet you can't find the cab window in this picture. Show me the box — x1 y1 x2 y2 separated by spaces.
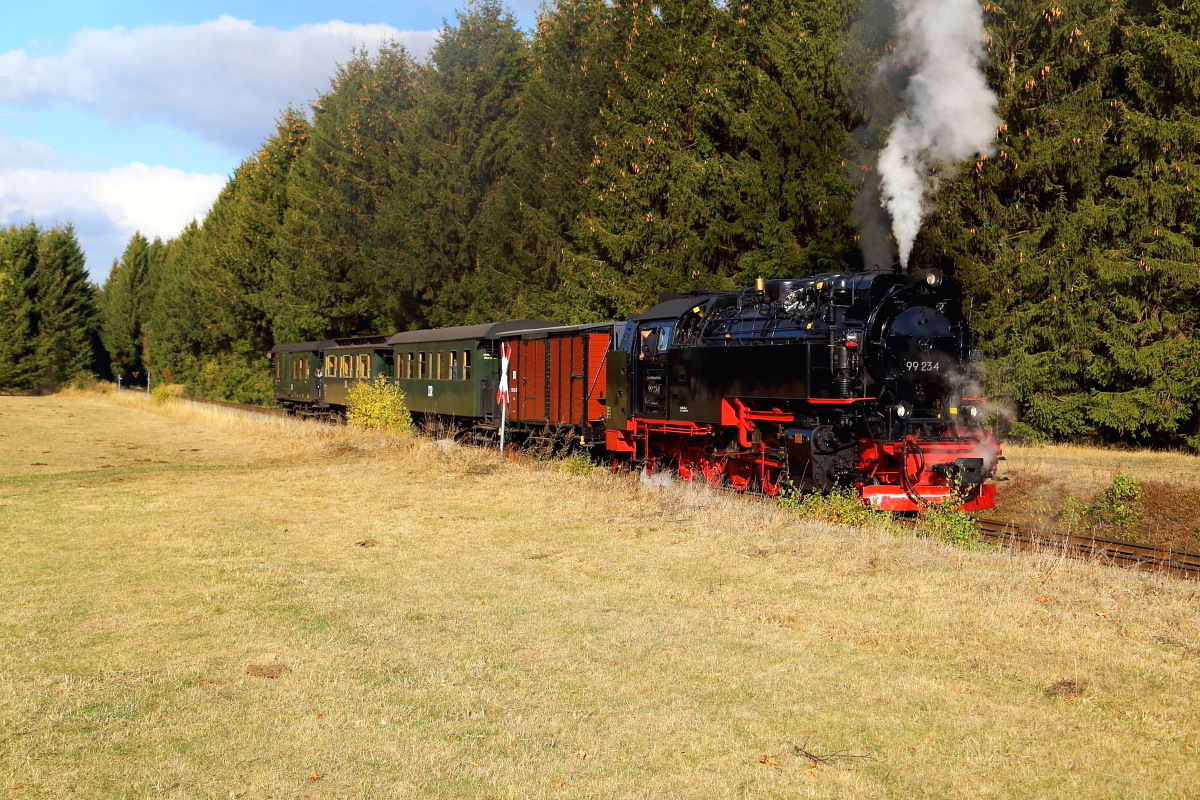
637 323 673 360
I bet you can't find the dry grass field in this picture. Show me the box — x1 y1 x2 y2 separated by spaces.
2 391 1200 799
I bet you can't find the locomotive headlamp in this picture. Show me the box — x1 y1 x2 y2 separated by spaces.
920 268 944 288
964 404 981 419
891 401 913 419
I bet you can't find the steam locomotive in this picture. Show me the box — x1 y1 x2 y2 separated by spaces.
271 269 1001 511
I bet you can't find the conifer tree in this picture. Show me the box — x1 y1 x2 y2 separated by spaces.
410 1 533 326
570 0 858 318
0 223 100 390
33 225 100 383
0 224 43 390
100 232 151 378
277 46 422 339
920 0 1200 448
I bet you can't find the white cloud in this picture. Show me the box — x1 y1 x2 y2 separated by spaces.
0 16 438 152
0 130 79 169
0 163 226 280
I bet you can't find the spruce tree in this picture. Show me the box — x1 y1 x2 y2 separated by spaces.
410 1 533 326
919 0 1200 448
277 45 423 340
569 0 858 318
33 225 100 384
100 233 151 378
0 224 42 391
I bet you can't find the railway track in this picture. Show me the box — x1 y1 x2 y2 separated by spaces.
973 518 1200 581
173 394 1200 580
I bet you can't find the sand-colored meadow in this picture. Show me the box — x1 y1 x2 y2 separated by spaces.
2 391 1199 799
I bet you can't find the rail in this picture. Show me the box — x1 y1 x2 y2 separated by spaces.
974 518 1200 580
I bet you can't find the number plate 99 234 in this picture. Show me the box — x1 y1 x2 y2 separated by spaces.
905 361 941 372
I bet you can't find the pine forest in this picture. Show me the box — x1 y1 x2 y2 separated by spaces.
2 0 1197 450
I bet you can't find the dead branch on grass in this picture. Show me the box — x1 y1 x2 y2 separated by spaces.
789 739 874 766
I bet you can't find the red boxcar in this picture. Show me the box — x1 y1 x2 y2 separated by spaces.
501 323 616 438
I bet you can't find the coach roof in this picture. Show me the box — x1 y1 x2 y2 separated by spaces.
270 340 338 353
385 320 558 346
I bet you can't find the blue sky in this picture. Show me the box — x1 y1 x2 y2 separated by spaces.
0 1 542 280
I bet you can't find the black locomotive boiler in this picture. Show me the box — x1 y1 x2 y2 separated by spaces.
272 269 1001 511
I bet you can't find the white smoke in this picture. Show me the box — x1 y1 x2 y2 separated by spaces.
875 0 999 266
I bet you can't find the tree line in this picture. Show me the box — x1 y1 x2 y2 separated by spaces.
3 0 1198 450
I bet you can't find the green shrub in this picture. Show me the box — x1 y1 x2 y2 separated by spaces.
346 375 413 434
1085 472 1142 531
559 450 596 476
779 485 890 528
150 383 174 404
916 502 980 548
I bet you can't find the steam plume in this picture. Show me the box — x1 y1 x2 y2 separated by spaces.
869 0 999 267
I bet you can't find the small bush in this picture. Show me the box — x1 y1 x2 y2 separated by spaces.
346 375 413 434
779 485 890 528
916 502 980 548
559 450 596 476
1085 472 1141 530
70 374 98 391
150 383 175 404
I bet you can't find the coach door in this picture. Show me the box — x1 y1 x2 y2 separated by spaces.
635 321 672 420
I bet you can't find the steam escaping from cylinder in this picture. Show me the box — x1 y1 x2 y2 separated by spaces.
865 0 999 267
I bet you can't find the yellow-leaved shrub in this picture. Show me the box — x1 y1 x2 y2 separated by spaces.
346 374 414 434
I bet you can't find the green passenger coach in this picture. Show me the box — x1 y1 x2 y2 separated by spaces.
318 336 392 407
387 321 557 420
270 340 335 409
270 323 559 422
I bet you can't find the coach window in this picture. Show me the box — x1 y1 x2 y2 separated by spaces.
450 352 459 380
435 351 444 380
359 354 370 379
403 352 412 379
418 352 427 379
462 350 472 380
325 355 336 377
303 360 310 379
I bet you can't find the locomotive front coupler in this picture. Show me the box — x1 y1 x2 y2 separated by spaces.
930 458 987 485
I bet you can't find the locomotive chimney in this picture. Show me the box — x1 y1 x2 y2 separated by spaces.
754 276 765 292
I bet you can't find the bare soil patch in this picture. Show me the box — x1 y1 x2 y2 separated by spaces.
991 442 1200 549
